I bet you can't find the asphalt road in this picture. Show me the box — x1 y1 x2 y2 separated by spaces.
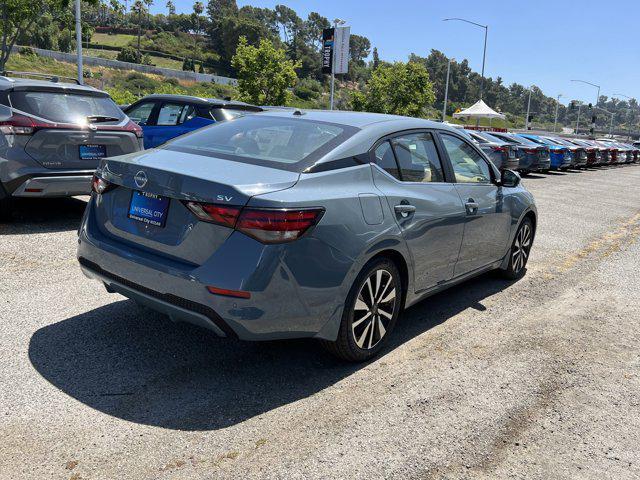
1 165 639 480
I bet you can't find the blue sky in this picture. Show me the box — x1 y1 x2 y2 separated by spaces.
154 0 640 105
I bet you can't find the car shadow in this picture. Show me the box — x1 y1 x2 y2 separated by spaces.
0 197 88 235
28 271 516 431
521 173 546 180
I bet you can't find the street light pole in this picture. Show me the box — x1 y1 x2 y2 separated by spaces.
575 103 582 135
613 93 635 139
75 0 83 84
571 79 601 108
442 57 453 121
443 18 488 100
554 94 563 133
525 87 532 130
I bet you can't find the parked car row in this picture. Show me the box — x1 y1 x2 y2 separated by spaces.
457 126 639 174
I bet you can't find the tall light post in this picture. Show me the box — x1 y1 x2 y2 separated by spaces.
525 86 533 131
553 94 563 133
443 18 488 100
442 57 454 122
613 93 635 139
571 79 600 108
329 18 346 111
574 101 583 135
75 0 83 84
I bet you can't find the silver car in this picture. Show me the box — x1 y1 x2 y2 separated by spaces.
78 111 537 361
0 72 143 219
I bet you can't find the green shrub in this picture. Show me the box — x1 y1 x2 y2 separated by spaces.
293 78 322 101
117 46 141 64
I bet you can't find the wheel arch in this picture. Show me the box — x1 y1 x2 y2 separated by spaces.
366 248 410 310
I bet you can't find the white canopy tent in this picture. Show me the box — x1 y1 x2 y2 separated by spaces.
453 99 506 120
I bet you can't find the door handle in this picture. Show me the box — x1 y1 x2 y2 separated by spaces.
394 204 416 218
465 198 479 215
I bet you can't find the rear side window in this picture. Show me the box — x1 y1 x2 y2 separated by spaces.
9 91 124 124
391 132 445 183
374 141 401 180
166 115 357 171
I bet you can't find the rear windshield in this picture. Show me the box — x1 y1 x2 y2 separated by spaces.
166 115 358 171
502 134 538 147
213 108 257 122
9 91 124 124
477 132 506 143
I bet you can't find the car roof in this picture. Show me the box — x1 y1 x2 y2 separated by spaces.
256 109 448 130
0 76 106 94
132 94 261 110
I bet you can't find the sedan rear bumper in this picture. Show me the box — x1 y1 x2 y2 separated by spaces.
11 174 93 197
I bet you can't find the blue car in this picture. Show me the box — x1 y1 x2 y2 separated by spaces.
123 95 262 149
78 111 537 361
517 134 572 170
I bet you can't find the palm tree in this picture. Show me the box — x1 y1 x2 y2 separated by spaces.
193 1 204 34
165 0 175 15
132 0 145 62
143 0 153 28
110 0 123 27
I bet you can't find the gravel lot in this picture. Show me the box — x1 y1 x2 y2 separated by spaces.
1 165 639 480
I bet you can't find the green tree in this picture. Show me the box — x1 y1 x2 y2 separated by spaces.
1 0 97 70
231 36 299 106
165 0 174 15
351 61 435 117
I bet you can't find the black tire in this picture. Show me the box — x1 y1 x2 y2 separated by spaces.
321 257 402 362
0 184 12 222
500 217 534 280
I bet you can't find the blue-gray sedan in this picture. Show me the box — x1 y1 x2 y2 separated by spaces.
78 111 537 361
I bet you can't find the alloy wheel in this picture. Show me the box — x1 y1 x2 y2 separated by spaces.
352 269 396 350
512 223 532 273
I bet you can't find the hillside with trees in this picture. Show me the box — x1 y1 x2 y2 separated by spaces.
1 0 638 132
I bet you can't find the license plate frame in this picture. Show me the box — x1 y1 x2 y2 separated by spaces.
128 190 170 228
79 144 107 160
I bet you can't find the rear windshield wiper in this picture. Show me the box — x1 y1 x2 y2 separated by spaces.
86 115 121 123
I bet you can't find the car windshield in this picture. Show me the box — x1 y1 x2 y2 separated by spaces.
9 90 124 124
165 114 357 170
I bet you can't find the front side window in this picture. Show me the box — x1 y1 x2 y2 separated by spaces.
440 134 492 184
391 132 445 183
374 141 401 180
127 102 155 124
10 91 124 124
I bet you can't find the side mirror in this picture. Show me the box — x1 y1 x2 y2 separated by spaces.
501 169 521 188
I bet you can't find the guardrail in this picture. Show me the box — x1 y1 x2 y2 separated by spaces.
12 46 237 86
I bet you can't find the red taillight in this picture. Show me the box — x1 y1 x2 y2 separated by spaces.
206 286 251 299
0 114 38 135
236 208 324 244
124 120 144 138
523 148 537 154
91 174 116 195
491 145 508 152
184 202 241 227
184 202 324 244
